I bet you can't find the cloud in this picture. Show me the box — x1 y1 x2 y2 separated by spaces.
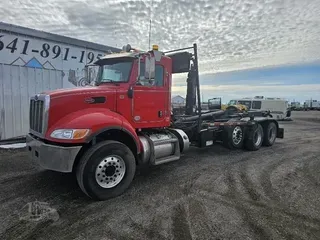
1 0 320 74
1 0 319 102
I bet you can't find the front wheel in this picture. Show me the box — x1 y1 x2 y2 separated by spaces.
76 140 136 200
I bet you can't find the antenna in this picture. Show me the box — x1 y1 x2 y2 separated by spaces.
148 19 152 49
148 0 153 49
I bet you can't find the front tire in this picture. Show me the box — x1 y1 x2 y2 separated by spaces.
76 140 136 200
244 124 264 151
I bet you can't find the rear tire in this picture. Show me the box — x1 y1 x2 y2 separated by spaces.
262 122 277 146
222 125 244 149
76 140 136 200
245 124 264 151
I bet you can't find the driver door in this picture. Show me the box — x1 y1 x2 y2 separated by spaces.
132 63 168 128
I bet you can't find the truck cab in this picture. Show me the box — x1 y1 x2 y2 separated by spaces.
91 48 173 129
26 44 190 200
28 45 173 144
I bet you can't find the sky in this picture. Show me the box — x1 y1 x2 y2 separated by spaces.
1 0 320 103
173 61 320 102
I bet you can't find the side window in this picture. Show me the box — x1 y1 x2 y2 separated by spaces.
238 100 252 109
155 65 164 86
252 101 262 109
138 63 164 87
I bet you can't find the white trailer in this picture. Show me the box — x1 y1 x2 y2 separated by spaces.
304 100 320 110
228 96 291 120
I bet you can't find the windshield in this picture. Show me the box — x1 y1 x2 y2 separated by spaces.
228 100 237 105
209 98 220 105
96 60 133 84
238 100 252 109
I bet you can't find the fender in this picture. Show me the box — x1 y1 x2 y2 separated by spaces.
45 108 141 152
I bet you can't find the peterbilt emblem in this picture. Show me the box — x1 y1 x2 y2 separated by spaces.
34 94 40 101
84 97 95 103
84 96 106 104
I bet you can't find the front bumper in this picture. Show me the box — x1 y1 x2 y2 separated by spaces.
26 134 82 173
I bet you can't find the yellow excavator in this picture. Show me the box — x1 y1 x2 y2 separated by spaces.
208 98 248 112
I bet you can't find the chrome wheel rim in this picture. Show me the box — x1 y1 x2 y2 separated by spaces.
95 155 126 188
254 130 262 146
232 126 243 145
269 126 276 142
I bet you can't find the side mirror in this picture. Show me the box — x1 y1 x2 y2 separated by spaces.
83 64 99 86
144 55 155 80
208 97 222 110
81 65 91 86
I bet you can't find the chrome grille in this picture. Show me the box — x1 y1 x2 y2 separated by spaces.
29 99 44 133
29 94 49 136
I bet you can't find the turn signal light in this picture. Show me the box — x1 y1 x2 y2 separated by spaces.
50 129 90 140
73 129 90 139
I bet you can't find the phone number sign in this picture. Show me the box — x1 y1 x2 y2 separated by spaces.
0 33 106 71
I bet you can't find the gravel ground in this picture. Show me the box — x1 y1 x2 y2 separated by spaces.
0 111 320 240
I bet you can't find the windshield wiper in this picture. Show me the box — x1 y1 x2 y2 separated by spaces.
101 79 120 85
103 79 116 82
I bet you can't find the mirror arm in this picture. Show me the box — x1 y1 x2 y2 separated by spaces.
137 56 141 82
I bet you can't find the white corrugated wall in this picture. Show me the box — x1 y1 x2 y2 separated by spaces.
0 64 63 140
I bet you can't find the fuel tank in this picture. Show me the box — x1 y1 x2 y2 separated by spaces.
138 129 190 165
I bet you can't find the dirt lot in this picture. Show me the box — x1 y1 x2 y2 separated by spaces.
0 111 320 240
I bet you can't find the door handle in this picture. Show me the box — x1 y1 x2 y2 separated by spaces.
158 110 163 118
127 86 134 98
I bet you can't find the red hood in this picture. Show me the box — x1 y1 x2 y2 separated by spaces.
45 85 118 132
42 85 117 99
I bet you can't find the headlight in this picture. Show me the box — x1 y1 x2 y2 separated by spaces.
50 129 90 140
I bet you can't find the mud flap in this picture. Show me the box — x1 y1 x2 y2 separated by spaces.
277 127 284 138
197 129 215 148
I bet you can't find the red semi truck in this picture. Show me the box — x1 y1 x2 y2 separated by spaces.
26 44 284 200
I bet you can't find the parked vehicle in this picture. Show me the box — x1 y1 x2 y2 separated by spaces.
26 44 284 200
290 102 303 111
208 97 248 112
227 96 291 120
304 100 320 110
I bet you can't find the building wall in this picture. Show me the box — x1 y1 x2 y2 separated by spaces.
0 22 120 140
0 29 113 88
0 64 63 139
172 95 185 104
